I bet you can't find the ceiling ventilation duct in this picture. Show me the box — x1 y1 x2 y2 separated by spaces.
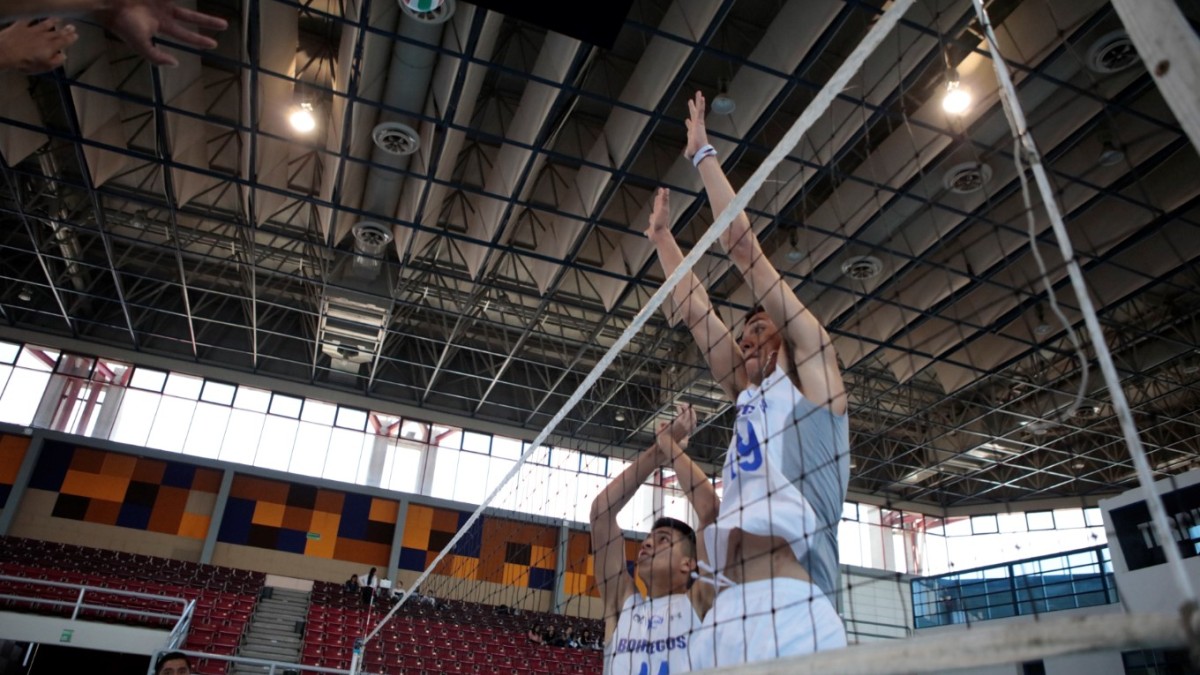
318 221 395 374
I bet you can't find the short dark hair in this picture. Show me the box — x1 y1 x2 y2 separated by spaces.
742 305 767 326
652 517 696 555
155 651 192 673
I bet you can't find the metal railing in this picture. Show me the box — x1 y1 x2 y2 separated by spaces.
911 545 1118 629
0 573 193 635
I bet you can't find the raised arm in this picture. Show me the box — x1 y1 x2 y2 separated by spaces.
655 403 717 528
685 91 846 414
645 187 746 401
590 410 693 641
653 404 718 615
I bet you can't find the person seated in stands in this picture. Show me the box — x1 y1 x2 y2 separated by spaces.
563 625 580 649
581 629 603 651
343 575 359 594
544 626 566 648
154 651 192 675
527 623 546 645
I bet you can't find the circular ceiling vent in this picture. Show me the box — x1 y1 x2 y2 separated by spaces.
1025 420 1054 436
841 255 883 281
372 121 419 156
943 161 992 194
1086 31 1139 74
352 221 393 257
399 0 455 25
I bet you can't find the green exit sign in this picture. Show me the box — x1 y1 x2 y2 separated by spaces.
306 532 321 540
60 629 73 643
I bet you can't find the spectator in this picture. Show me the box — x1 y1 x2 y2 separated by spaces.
563 625 580 649
154 651 191 675
526 623 545 645
343 574 359 594
358 567 377 606
0 0 227 68
0 19 77 74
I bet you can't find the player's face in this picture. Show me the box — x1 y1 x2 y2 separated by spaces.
158 659 191 675
636 527 689 587
739 313 783 379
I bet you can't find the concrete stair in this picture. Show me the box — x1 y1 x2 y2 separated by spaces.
230 587 309 675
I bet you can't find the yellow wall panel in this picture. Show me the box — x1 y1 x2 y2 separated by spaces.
252 501 285 527
60 469 128 502
402 505 433 549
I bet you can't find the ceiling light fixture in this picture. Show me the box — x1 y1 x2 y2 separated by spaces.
18 286 33 302
289 102 316 133
711 79 736 116
942 68 971 115
784 228 804 263
614 411 626 423
1098 132 1125 167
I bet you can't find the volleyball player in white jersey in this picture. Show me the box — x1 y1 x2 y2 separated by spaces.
591 403 717 675
642 91 850 667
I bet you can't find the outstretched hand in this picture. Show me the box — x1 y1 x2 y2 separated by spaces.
644 187 671 241
655 403 696 462
684 90 709 160
98 0 227 67
0 19 78 74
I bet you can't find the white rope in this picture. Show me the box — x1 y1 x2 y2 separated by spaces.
356 0 919 655
968 0 1197 606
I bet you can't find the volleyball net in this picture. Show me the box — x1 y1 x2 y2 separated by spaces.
353 0 1200 672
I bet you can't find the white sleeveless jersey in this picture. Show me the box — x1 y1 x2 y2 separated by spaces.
703 367 840 580
605 592 700 675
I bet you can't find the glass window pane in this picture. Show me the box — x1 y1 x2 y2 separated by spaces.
580 452 606 476
842 502 859 521
56 354 94 377
0 368 50 425
998 512 1027 533
0 341 19 364
301 399 336 425
400 420 428 442
462 431 491 455
1083 507 1104 527
183 403 231 458
972 515 999 534
94 359 132 385
146 397 197 452
16 345 58 371
291 422 332 479
234 386 271 412
435 426 461 449
129 367 167 392
384 440 422 494
201 381 237 406
221 409 265 464
108 389 161 446
1026 511 1055 531
255 416 298 470
491 436 523 460
1053 508 1085 530
323 429 365 484
944 518 972 537
163 373 203 399
552 448 580 472
336 406 367 431
270 394 303 418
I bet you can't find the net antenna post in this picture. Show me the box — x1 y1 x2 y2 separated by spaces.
967 0 1198 613
1109 0 1200 153
361 0 921 648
